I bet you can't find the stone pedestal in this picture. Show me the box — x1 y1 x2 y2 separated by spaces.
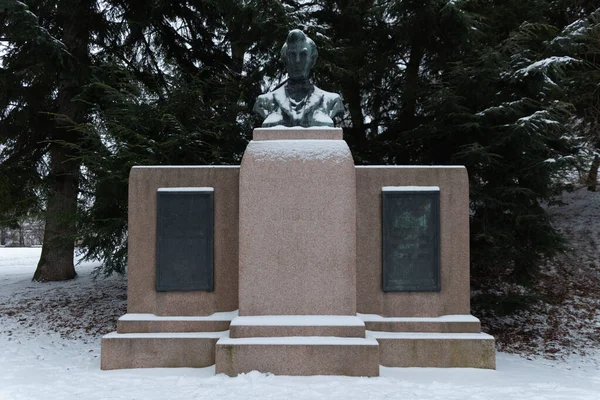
220 128 379 377
238 129 357 316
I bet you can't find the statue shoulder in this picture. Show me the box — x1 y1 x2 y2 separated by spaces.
257 87 286 105
254 89 279 118
313 86 341 102
313 86 343 119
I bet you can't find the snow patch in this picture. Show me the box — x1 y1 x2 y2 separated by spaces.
120 311 237 322
230 315 365 327
217 336 379 346
517 56 578 76
104 331 228 339
1 249 600 398
358 314 480 323
255 126 342 131
367 331 494 340
517 110 560 124
248 140 351 163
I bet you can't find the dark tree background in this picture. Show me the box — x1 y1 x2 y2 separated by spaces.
1 1 599 313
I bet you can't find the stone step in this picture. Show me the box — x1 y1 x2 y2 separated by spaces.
116 312 235 333
101 331 227 370
215 336 380 377
359 314 481 333
229 315 366 338
368 331 496 369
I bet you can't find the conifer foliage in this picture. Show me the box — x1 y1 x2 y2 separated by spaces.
1 1 598 304
1 0 100 281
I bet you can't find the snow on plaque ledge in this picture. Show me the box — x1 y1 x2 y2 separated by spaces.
157 187 215 192
382 186 440 192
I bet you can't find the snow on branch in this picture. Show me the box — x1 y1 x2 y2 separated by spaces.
516 56 578 77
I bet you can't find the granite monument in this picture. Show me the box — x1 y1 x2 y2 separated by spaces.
101 29 496 375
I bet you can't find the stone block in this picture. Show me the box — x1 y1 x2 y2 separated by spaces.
127 166 239 316
229 315 365 338
101 331 227 370
116 313 235 333
355 166 471 317
215 336 380 376
369 331 496 369
359 314 481 333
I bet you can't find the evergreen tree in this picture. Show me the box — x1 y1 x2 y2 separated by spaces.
1 0 597 301
2 0 295 278
0 0 100 280
291 1 588 295
550 6 600 191
73 0 295 275
379 1 578 289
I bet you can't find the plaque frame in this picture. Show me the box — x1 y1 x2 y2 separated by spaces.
156 187 214 292
382 186 441 292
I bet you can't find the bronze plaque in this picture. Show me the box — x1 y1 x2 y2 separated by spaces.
156 188 214 292
382 188 440 292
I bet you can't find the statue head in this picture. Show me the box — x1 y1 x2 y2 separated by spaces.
280 29 318 81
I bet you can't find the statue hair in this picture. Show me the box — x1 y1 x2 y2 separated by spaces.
280 29 318 68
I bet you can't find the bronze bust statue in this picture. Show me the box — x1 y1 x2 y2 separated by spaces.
254 29 344 128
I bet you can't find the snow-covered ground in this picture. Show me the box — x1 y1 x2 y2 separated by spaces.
478 187 600 357
1 248 599 399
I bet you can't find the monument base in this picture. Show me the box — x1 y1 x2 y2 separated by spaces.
101 312 495 371
100 128 497 373
215 336 380 377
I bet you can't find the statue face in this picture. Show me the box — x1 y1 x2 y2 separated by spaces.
285 40 312 80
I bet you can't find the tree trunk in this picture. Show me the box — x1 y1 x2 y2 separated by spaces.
0 229 5 246
587 153 599 192
18 225 24 247
400 36 423 132
343 81 367 153
33 0 90 281
228 32 246 124
33 146 79 281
